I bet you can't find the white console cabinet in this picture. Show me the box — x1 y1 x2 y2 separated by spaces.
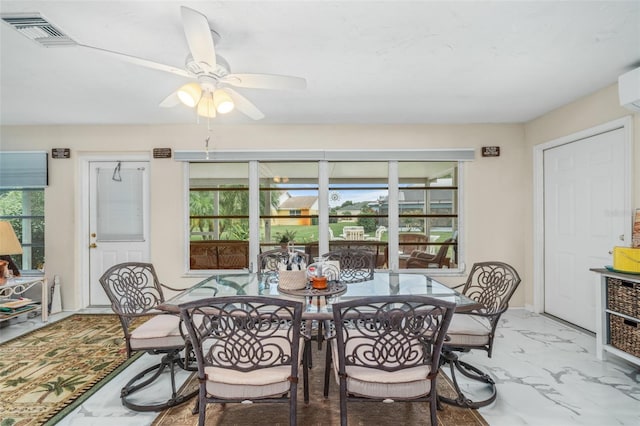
592 268 640 367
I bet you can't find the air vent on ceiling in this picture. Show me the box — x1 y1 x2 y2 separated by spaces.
1 13 76 47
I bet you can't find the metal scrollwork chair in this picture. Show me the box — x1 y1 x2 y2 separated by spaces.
440 261 521 408
99 262 199 411
313 248 376 356
258 247 309 285
322 247 375 283
179 296 305 426
326 296 456 426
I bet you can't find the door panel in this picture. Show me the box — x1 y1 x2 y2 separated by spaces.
544 128 626 331
89 161 150 306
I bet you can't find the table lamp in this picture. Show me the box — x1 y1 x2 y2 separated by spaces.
0 221 23 284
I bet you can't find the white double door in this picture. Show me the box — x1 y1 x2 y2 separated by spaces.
88 161 150 306
543 126 628 331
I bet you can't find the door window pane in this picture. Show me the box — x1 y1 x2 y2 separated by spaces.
96 167 144 241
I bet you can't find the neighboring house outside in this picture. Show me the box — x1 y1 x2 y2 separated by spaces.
335 202 370 222
273 194 318 226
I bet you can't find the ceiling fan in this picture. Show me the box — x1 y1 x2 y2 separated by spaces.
78 6 306 120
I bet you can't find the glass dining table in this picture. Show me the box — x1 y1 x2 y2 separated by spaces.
159 271 489 409
159 272 480 317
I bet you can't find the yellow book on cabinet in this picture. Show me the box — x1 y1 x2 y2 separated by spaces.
613 247 640 273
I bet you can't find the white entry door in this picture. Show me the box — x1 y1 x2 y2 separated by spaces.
88 161 150 306
544 127 627 331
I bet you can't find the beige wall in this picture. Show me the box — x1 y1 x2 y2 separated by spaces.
523 84 639 308
1 85 636 312
1 123 527 310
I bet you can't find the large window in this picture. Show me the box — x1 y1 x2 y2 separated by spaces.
189 163 249 270
186 155 463 273
398 162 458 268
0 151 47 274
0 189 45 273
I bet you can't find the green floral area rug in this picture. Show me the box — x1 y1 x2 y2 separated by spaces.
0 314 143 425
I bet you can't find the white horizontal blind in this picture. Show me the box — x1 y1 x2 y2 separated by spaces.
0 151 48 188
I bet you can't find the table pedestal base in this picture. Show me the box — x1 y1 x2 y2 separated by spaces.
438 350 496 409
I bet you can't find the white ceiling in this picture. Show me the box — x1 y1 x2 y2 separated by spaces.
1 1 639 126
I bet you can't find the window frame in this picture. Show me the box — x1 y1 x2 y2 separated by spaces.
0 188 45 276
182 150 471 276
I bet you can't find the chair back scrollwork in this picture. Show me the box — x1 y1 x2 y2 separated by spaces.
322 248 375 283
99 262 166 340
333 296 455 373
180 296 304 373
460 261 521 319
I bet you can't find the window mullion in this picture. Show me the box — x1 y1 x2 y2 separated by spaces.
318 161 329 255
388 161 399 271
249 160 260 272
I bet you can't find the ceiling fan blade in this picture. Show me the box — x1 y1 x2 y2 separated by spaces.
159 91 181 108
77 44 192 78
221 73 307 90
181 6 217 71
224 88 265 120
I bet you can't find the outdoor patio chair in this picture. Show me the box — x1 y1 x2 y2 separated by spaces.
440 261 521 408
179 296 305 426
326 295 456 426
99 262 199 411
364 225 387 241
405 237 456 269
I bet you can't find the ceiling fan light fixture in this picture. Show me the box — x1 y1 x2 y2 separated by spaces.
177 83 202 107
196 92 216 118
213 89 234 114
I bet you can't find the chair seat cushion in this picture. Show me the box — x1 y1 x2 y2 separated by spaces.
331 341 432 399
204 365 295 399
201 335 304 400
130 314 184 350
445 314 491 347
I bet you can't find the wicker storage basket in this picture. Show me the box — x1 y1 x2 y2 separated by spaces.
607 278 640 318
609 314 640 358
278 270 308 290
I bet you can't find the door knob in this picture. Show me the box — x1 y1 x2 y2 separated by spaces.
89 243 97 248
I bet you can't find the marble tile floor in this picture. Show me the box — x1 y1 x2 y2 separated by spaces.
2 308 639 425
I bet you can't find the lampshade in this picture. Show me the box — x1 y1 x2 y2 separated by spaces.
177 83 202 108
197 91 217 118
213 89 234 114
0 221 23 256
